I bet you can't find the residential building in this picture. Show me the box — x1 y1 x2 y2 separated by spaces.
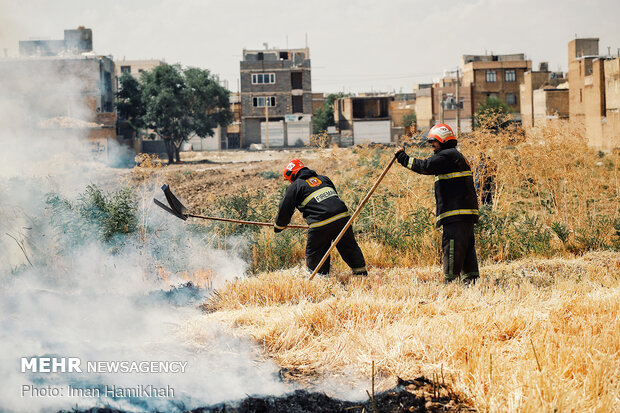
312 92 326 114
19 26 93 57
334 95 393 144
568 38 600 126
4 27 117 154
239 46 313 147
0 55 117 145
461 53 532 123
389 95 416 140
568 38 620 151
431 72 474 134
520 63 568 130
114 58 165 80
413 83 434 131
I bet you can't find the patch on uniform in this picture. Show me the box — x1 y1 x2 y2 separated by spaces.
306 177 322 187
314 188 337 203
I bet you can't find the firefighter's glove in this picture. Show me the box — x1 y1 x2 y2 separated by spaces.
395 149 409 167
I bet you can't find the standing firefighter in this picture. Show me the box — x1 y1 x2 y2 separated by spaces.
274 159 368 276
395 124 480 283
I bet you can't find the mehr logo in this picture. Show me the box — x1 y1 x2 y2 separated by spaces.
306 177 322 187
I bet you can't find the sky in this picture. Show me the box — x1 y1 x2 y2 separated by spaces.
1 0 619 94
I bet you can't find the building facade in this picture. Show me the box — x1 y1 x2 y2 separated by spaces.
568 38 620 151
334 96 393 144
520 63 567 130
461 53 532 123
240 47 312 147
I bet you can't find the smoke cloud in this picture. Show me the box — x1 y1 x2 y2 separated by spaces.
0 51 290 412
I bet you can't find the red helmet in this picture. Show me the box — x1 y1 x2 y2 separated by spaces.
427 123 456 143
283 159 305 182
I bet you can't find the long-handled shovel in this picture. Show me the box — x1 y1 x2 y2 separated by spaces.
309 155 397 280
154 184 309 229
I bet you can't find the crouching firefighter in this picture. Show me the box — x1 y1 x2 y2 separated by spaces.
395 123 479 284
274 159 368 276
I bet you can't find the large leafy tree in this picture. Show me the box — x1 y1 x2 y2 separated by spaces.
473 97 512 130
141 64 232 163
312 92 347 134
116 72 145 132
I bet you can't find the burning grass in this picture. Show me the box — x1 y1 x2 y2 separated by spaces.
205 252 620 412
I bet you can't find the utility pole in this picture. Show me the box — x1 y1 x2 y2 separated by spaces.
440 93 445 123
265 102 270 149
456 68 461 138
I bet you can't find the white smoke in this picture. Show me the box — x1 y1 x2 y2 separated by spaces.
0 51 290 412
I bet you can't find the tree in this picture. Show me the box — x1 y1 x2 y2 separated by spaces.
473 97 512 130
141 64 232 164
313 92 347 134
116 72 145 132
402 111 417 128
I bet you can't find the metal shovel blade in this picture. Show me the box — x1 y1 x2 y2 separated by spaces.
162 184 189 217
153 198 188 221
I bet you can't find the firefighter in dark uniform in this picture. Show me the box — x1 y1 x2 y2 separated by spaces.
274 159 368 276
395 123 479 283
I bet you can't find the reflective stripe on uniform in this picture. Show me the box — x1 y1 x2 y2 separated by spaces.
407 157 414 170
299 187 338 207
436 209 478 222
308 211 350 228
352 266 368 274
435 170 473 181
274 224 286 230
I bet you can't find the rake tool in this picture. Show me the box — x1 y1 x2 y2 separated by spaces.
154 184 309 229
309 154 397 280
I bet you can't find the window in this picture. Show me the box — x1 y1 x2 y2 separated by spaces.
252 73 275 84
505 70 516 82
253 96 276 107
486 70 497 82
120 65 131 74
506 93 517 105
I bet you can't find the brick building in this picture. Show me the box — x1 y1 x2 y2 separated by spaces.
520 63 568 130
461 53 532 123
240 47 313 147
431 73 474 133
568 38 620 151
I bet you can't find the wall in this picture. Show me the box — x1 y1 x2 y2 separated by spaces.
415 95 434 130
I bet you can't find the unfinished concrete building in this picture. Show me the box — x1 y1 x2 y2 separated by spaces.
240 46 312 147
334 96 393 144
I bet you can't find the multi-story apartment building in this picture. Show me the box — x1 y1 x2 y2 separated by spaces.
568 38 620 151
461 53 532 122
239 47 312 147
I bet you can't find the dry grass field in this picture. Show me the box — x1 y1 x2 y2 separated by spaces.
205 252 619 412
142 124 619 412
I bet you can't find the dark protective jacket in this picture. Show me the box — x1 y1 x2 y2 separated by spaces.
397 146 479 227
275 168 349 231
